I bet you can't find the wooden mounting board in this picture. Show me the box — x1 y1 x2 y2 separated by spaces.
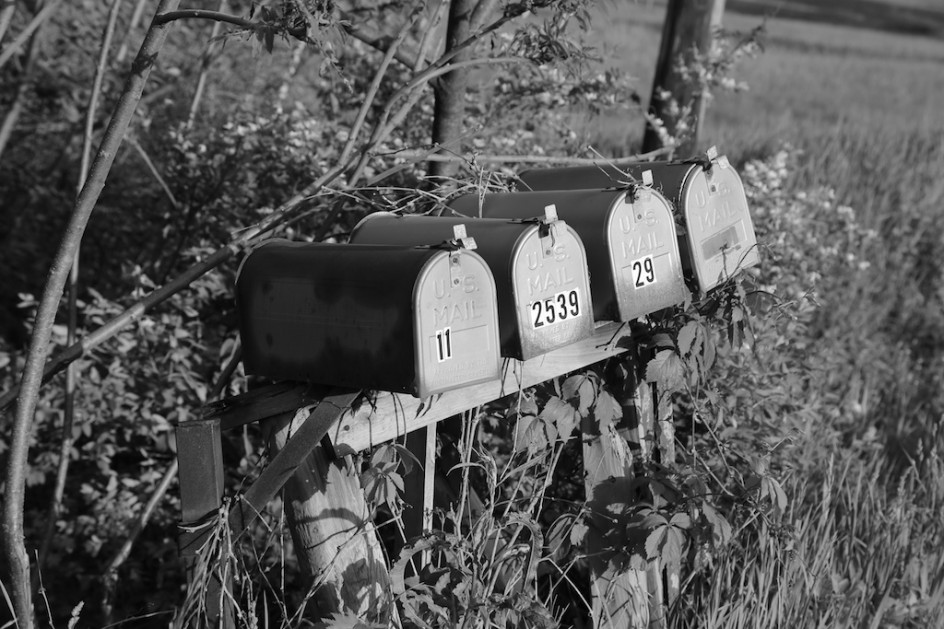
205 321 632 454
328 321 631 454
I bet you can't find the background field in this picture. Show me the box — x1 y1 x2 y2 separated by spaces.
580 1 944 625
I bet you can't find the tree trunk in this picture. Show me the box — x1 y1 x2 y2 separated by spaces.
641 0 726 158
429 0 476 180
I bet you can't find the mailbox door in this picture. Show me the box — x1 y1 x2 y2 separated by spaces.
608 188 688 319
679 161 760 292
412 249 501 397
351 213 594 360
451 189 686 321
509 223 594 359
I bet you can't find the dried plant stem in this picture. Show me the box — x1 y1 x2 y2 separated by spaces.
0 0 61 72
1 3 181 626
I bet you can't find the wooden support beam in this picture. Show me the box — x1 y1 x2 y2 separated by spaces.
329 322 631 454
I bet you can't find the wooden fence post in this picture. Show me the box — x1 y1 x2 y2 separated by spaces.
176 417 234 627
265 408 398 625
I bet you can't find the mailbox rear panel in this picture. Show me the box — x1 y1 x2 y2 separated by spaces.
350 213 594 360
450 189 686 321
236 241 500 397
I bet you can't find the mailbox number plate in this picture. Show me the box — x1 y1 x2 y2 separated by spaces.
632 255 657 289
531 288 581 329
435 327 453 362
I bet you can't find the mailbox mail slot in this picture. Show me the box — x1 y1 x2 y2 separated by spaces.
235 240 501 398
449 188 686 322
519 151 759 293
350 213 594 361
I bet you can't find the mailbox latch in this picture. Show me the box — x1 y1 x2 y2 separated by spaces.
540 204 565 257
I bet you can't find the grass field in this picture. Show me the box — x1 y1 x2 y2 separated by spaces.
575 1 944 625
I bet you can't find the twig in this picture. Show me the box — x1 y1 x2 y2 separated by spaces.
413 0 449 71
0 19 41 163
390 147 672 165
115 0 148 64
0 0 16 46
338 9 418 68
0 0 61 72
100 458 178 624
38 0 125 574
1 3 182 626
127 136 179 209
153 9 251 29
186 0 227 128
338 7 421 168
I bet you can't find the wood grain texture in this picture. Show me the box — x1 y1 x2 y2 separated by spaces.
329 322 631 454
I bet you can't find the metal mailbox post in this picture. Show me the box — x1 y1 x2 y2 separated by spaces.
235 238 501 398
449 185 686 322
350 212 594 361
519 149 759 294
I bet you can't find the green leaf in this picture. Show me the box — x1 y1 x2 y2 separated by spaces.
569 521 589 547
670 512 692 530
539 396 579 442
645 524 667 560
591 389 622 433
702 504 733 546
677 321 700 357
562 374 595 415
645 349 686 391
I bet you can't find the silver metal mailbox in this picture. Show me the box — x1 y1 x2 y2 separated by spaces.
449 186 686 322
519 149 759 293
235 239 502 398
350 212 594 361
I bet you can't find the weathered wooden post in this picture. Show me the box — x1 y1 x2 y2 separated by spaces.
642 0 727 156
264 408 397 623
176 417 233 627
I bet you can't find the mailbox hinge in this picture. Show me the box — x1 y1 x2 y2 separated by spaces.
540 204 565 257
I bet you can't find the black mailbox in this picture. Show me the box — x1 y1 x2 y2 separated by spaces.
235 239 502 398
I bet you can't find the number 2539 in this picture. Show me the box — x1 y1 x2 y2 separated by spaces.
531 289 581 329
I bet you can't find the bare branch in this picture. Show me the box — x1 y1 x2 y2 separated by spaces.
0 0 61 72
115 0 148 64
0 0 16 45
127 136 179 210
1 2 182 625
338 9 418 68
391 147 672 165
38 0 126 574
186 0 227 128
153 9 251 29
